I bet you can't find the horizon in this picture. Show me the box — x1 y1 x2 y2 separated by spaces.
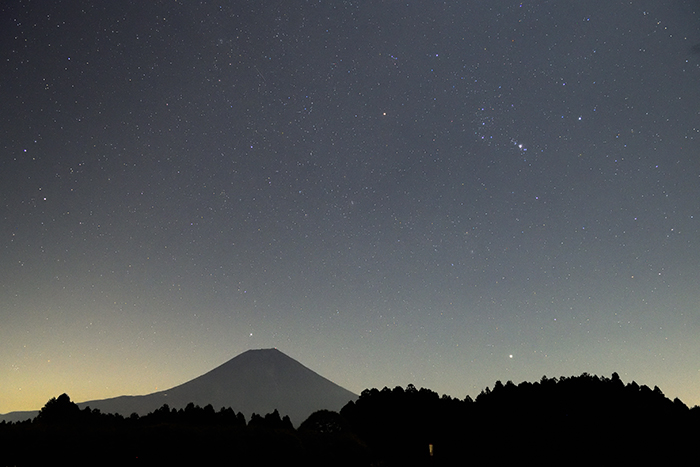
2 347 697 417
2 1 699 414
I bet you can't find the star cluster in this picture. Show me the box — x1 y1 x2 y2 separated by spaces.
1 1 699 413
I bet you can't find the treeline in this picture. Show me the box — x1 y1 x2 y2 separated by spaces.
0 394 367 466
1 373 698 466
340 372 700 465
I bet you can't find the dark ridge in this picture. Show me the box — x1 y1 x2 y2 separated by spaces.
1 349 356 426
340 372 700 466
77 348 356 426
2 372 699 465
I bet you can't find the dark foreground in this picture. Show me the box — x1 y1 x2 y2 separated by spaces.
2 373 698 466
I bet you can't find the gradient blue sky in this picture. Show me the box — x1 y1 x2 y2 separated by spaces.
2 0 700 414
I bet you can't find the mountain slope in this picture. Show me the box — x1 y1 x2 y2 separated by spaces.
76 348 356 425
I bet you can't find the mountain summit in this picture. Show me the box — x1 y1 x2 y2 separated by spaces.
74 348 356 425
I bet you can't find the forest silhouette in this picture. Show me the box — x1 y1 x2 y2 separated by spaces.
1 372 698 466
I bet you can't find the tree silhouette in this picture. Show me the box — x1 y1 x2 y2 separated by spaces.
2 376 698 467
299 409 349 434
35 393 81 424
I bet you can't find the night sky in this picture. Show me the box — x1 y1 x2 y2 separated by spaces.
2 0 700 414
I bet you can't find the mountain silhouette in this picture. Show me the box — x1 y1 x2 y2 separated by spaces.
74 348 356 425
0 349 356 425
